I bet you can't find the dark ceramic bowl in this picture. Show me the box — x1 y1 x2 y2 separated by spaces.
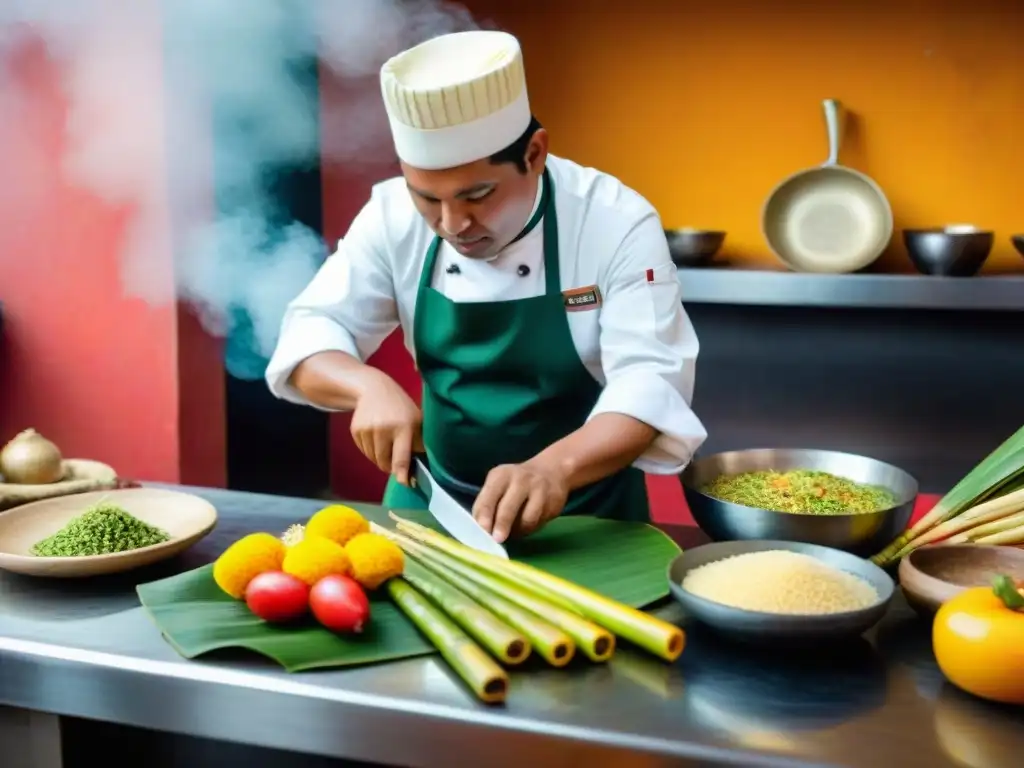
667 540 895 645
664 229 726 268
903 226 993 277
1011 234 1024 259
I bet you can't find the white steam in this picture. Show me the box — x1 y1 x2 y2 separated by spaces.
0 0 481 379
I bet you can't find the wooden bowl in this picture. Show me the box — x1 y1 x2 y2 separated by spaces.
898 544 1024 617
0 488 217 578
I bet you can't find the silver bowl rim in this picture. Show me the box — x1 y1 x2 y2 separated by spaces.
902 228 995 236
666 539 896 621
679 447 920 518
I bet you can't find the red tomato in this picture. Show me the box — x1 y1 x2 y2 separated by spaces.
310 574 371 633
244 571 310 623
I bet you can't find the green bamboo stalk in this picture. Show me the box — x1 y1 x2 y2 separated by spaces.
397 534 576 667
401 559 531 665
391 515 684 662
386 578 508 704
383 520 614 662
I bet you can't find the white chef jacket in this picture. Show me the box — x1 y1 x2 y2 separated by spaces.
265 153 708 474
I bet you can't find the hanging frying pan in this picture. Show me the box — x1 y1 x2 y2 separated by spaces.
762 99 893 273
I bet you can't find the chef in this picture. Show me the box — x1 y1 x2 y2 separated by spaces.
266 30 707 543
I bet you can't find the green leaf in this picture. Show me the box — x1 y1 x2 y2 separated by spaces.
931 425 1024 518
137 507 680 673
872 425 1024 565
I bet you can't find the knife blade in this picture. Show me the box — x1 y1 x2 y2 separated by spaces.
413 458 508 559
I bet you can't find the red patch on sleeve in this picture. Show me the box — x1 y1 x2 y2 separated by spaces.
645 268 655 283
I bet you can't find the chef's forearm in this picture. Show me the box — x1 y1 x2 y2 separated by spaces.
526 414 657 491
288 351 390 410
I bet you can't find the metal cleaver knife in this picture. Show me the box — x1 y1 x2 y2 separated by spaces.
412 457 508 559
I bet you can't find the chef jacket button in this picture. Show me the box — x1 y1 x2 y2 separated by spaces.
517 264 530 277
446 264 461 275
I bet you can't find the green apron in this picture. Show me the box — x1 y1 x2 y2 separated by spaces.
382 169 649 523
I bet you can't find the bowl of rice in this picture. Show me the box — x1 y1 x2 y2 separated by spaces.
680 448 918 556
668 540 895 644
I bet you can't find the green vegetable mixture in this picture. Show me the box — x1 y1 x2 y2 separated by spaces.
31 502 171 557
699 469 898 516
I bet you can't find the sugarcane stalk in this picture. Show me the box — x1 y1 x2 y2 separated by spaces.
386 578 508 705
499 555 684 663
395 533 575 667
378 521 580 613
380 520 614 662
944 510 1024 545
960 487 1024 521
390 514 685 663
402 559 531 665
973 522 1024 546
891 491 1024 557
871 426 1024 565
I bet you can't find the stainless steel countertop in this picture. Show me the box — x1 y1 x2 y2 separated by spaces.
676 267 1024 311
1 485 1021 768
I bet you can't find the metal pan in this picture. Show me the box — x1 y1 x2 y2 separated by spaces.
762 99 893 273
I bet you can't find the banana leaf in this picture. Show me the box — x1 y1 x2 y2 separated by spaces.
137 507 680 672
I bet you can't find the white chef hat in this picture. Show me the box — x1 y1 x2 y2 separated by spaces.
380 30 531 170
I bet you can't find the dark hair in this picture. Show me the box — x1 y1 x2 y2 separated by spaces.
488 116 543 173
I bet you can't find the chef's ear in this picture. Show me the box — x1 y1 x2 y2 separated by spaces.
525 128 549 174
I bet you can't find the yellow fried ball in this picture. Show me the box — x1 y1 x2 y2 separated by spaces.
282 536 351 586
344 532 404 590
305 504 369 547
212 533 286 599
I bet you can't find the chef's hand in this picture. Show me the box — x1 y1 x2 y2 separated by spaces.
473 461 569 544
350 376 424 486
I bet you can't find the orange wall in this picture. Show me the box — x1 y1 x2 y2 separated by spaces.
321 2 1021 518
467 0 1024 273
0 18 226 485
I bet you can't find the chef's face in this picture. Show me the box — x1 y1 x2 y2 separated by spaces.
402 128 549 260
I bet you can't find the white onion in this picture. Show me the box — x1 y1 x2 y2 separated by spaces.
0 428 64 484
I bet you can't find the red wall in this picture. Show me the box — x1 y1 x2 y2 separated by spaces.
0 18 225 486
317 68 416 504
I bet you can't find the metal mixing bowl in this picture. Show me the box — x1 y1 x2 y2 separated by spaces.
664 228 726 267
680 448 918 556
667 540 895 645
903 226 994 277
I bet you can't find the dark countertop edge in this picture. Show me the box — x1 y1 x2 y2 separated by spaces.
676 267 1024 311
0 636 813 768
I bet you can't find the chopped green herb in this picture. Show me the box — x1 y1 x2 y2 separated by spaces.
31 502 171 557
699 469 897 516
